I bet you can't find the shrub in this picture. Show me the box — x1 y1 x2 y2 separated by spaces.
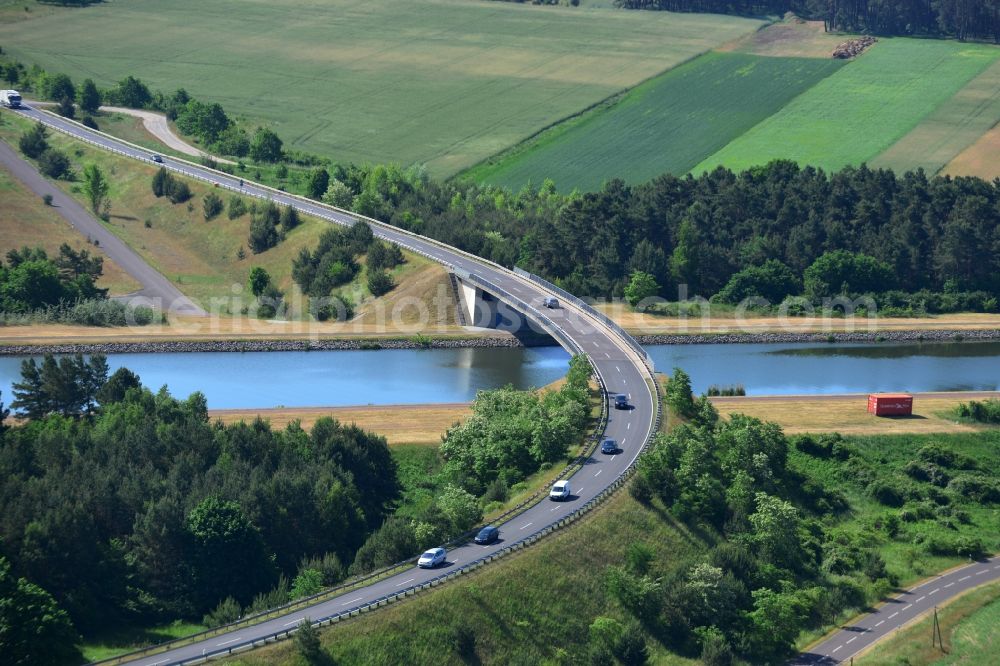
167 179 191 204
867 482 904 507
202 596 241 628
367 268 394 296
227 195 247 219
42 193 53 206
202 192 224 220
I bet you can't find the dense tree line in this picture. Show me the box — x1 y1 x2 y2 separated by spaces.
615 0 1000 42
0 357 401 652
302 161 1000 314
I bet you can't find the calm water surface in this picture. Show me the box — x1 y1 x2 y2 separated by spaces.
0 341 997 409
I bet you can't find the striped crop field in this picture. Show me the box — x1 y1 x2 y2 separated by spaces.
694 39 1000 175
464 51 844 192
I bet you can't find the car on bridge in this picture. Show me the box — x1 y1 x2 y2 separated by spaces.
543 296 559 309
418 547 446 568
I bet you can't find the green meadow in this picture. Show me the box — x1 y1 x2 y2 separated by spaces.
0 0 762 177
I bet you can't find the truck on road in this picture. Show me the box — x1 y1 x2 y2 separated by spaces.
1 90 22 108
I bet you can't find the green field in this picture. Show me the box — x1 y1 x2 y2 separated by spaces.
695 39 1000 174
0 0 762 177
465 51 844 192
871 57 1000 175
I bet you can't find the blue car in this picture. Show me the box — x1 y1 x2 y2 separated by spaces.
601 439 618 454
474 525 499 545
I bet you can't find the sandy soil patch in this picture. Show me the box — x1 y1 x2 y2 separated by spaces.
711 391 999 435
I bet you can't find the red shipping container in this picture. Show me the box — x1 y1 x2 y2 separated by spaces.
867 394 913 416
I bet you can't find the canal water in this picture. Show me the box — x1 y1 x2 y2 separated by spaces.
0 341 998 409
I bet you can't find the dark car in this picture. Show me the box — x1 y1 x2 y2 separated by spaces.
474 525 500 545
151 154 163 163
601 439 618 454
543 297 559 309
614 393 629 410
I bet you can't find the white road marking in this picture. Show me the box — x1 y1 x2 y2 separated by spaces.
594 469 602 477
846 637 856 645
875 620 884 627
341 596 364 606
945 582 955 588
216 637 242 647
284 618 304 627
976 569 989 575
611 455 616 461
576 487 583 494
929 588 939 595
151 660 170 665
960 575 972 581
551 507 559 512
627 422 631 430
520 522 533 530
395 577 415 587
916 596 926 603
889 612 899 619
903 604 912 611
605 352 610 359
616 366 622 373
832 646 842 653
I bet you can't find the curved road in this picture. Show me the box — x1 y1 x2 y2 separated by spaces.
793 555 1000 664
10 105 658 665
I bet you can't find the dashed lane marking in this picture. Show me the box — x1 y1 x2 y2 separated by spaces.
616 366 622 373
929 588 939 595
520 522 533 530
832 646 842 653
875 620 884 627
846 637 857 645
916 596 926 603
889 612 899 619
594 469 602 477
945 582 955 588
341 596 364 606
216 637 242 647
976 569 989 576
903 604 912 611
283 618 304 627
395 577 415 587
960 575 972 581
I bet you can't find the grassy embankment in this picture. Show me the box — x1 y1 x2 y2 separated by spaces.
215 416 1000 666
0 159 139 295
595 302 1000 335
695 39 1000 174
0 0 762 177
857 579 1000 664
0 110 466 338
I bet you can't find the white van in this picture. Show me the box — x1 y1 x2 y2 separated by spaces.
549 479 571 501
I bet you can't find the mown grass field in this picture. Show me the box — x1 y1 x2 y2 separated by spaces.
858 580 1000 665
466 52 844 192
0 0 762 177
695 39 1000 174
872 58 1000 175
944 122 1000 181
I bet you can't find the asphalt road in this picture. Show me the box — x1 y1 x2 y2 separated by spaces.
10 105 659 665
792 555 1000 664
0 138 205 316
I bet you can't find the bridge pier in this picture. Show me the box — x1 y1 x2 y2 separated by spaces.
451 273 553 345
